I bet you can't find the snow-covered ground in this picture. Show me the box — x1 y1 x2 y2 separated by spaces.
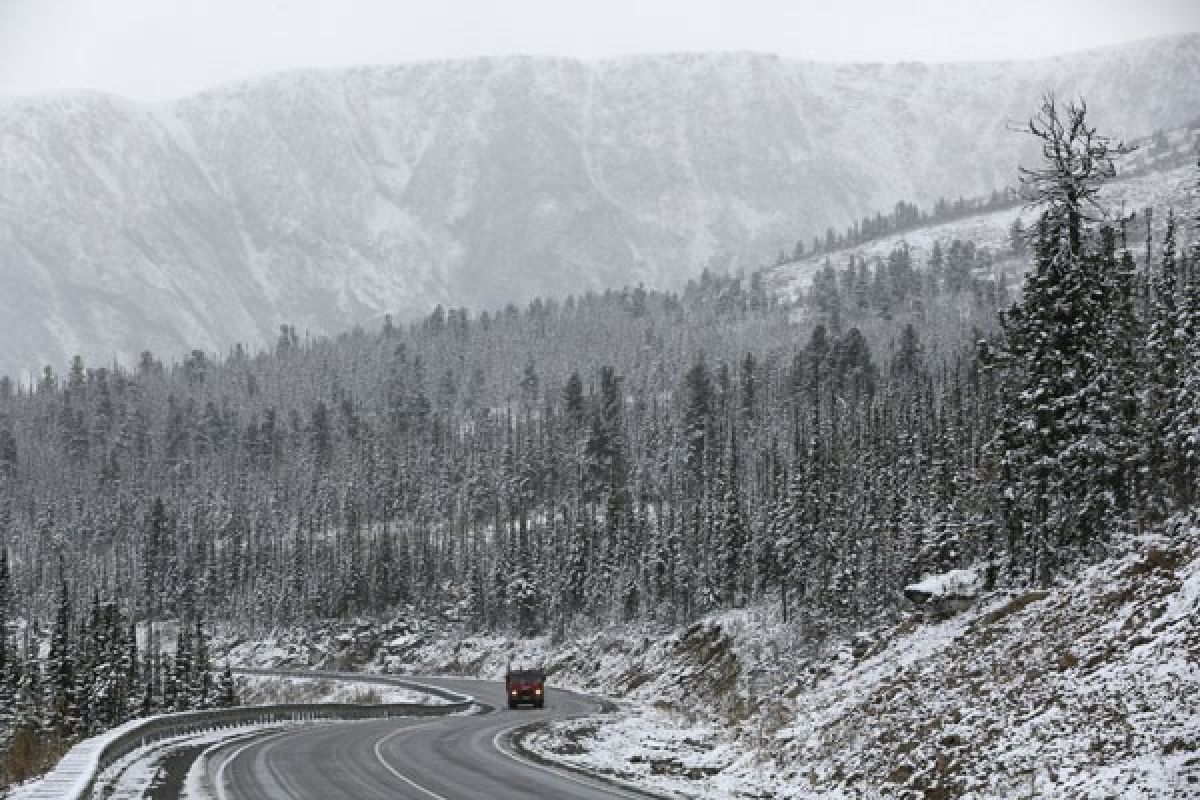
89 723 289 800
233 674 446 706
220 514 1200 799
514 519 1200 798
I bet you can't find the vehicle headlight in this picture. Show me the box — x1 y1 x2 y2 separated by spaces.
534 688 542 694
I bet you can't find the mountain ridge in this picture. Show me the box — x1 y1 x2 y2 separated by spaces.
2 36 1199 377
8 32 1194 104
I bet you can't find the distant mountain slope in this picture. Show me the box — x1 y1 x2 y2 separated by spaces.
765 159 1199 303
2 35 1199 377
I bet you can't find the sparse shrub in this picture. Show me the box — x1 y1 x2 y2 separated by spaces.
1125 546 1185 577
2 728 69 786
1056 648 1079 671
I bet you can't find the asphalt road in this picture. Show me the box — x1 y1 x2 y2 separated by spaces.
205 676 653 799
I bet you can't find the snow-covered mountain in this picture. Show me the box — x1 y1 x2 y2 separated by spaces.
2 35 1199 378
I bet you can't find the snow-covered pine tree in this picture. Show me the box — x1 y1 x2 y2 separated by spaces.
173 624 195 712
0 547 11 739
716 430 749 607
683 358 715 494
120 622 140 723
617 499 646 622
776 440 834 625
1142 211 1181 514
45 567 77 738
371 522 396 610
512 527 543 636
143 624 163 716
991 95 1131 584
0 637 22 753
190 618 214 710
216 662 238 709
79 593 103 735
89 600 127 731
1163 155 1200 508
462 536 487 630
766 463 803 623
490 529 512 628
160 651 178 713
563 370 585 427
739 352 758 424
141 497 169 620
650 500 681 624
1061 226 1142 540
16 641 41 735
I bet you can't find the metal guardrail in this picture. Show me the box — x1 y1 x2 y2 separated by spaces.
22 671 475 800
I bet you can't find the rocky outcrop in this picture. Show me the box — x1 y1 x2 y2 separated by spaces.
904 566 987 618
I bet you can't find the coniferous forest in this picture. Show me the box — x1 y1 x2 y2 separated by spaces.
1 97 1198 781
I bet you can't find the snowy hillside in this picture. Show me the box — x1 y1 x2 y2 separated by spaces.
517 516 1200 798
2 35 1199 377
765 159 1200 303
246 514 1198 798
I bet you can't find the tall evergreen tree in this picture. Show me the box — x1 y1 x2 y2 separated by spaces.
1142 212 1182 513
0 548 11 733
991 95 1131 583
717 432 749 607
216 663 239 709
46 566 76 738
190 618 214 709
683 359 715 492
1165 157 1200 507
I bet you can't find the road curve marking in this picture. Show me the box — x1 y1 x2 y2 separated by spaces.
371 719 456 800
214 728 303 800
491 723 645 798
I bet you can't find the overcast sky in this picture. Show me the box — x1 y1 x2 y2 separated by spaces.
2 0 1198 100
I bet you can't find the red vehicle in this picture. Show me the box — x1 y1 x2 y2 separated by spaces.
505 667 546 709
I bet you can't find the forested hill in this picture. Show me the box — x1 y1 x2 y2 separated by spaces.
2 35 1199 376
1 145 1197 635
0 258 1007 632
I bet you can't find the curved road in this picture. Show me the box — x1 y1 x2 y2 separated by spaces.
205 676 653 799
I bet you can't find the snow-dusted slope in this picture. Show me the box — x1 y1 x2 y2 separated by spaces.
214 514 1200 798
2 35 1199 377
765 160 1200 303
416 519 1200 799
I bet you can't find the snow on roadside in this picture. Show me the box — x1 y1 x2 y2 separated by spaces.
233 674 445 706
96 723 288 800
4 715 152 800
4 668 449 800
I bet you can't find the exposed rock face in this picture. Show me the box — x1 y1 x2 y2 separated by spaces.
2 35 1199 376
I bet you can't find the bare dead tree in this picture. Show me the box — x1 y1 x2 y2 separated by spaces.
1018 94 1133 258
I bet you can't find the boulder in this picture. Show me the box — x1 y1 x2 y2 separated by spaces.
904 566 986 617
